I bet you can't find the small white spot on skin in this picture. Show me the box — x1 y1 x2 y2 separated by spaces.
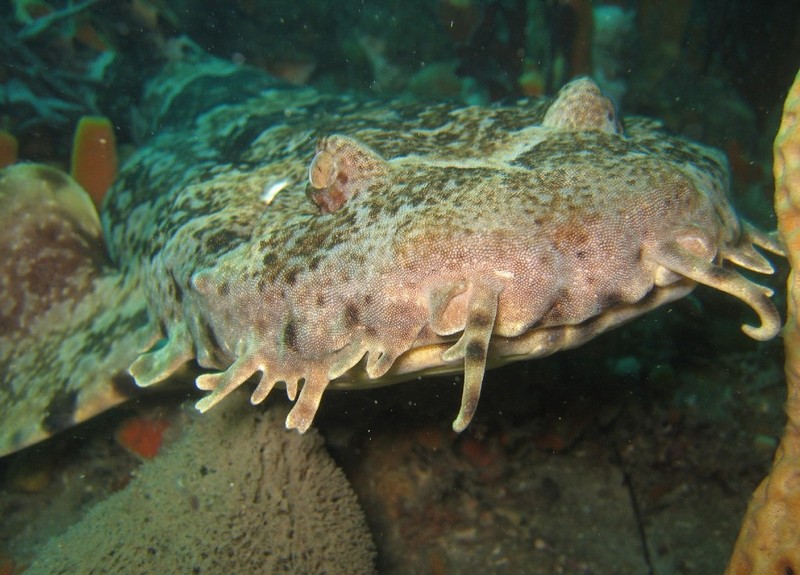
261 179 289 205
495 270 514 280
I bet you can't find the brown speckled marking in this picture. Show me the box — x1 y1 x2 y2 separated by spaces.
0 59 785 455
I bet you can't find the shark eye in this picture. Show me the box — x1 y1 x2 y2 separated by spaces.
305 135 389 214
308 150 338 189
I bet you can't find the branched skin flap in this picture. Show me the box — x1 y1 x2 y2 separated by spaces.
0 59 783 456
118 66 781 434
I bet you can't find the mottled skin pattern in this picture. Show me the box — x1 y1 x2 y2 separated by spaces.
0 166 153 453
0 57 784 455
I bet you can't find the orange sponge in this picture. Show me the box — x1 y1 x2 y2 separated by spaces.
0 130 18 168
115 417 170 459
70 116 118 209
726 68 800 574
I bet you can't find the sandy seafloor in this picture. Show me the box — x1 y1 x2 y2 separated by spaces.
0 279 787 574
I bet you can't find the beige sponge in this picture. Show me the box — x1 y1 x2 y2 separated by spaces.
26 397 375 575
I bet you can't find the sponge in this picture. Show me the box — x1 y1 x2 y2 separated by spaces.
726 68 800 575
26 397 376 575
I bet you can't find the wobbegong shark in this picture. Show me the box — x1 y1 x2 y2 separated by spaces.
0 55 783 457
